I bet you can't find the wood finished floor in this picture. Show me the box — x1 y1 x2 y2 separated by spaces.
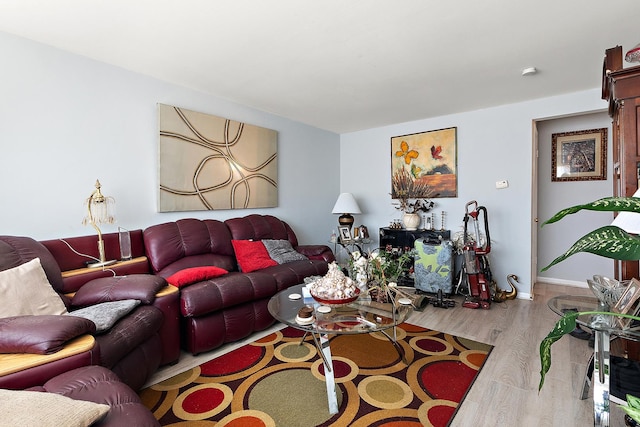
145 283 625 426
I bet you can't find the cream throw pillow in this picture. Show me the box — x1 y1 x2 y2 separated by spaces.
0 389 110 427
0 258 67 318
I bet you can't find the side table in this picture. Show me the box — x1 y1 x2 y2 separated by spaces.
331 238 373 270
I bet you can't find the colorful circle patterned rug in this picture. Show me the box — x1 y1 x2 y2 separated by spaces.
140 323 492 427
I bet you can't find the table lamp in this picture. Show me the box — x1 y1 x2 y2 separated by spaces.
332 193 361 230
82 179 117 268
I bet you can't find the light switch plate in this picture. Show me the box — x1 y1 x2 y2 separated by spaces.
496 180 509 189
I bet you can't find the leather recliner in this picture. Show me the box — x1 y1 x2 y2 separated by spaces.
144 214 334 355
0 235 178 391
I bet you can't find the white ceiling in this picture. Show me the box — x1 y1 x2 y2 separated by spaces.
1 0 639 133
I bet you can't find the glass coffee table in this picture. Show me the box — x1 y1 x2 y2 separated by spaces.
548 295 640 427
267 283 413 414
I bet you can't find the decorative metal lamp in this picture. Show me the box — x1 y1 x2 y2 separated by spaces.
331 193 361 230
82 180 117 268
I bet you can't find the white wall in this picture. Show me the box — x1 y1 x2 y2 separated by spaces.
537 112 614 286
0 31 340 245
1 30 617 294
340 90 608 299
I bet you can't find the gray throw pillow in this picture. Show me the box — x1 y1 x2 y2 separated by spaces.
262 239 308 264
67 299 140 333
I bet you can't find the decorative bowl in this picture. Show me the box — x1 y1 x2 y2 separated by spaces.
587 275 628 308
310 288 360 306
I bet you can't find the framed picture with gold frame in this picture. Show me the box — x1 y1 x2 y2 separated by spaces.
551 128 607 182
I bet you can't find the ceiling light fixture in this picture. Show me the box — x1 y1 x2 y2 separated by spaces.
522 67 537 76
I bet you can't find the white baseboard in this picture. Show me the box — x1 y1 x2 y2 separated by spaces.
515 292 533 300
535 276 588 288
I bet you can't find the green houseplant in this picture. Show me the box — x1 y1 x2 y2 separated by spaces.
348 246 416 304
538 196 640 424
622 394 640 426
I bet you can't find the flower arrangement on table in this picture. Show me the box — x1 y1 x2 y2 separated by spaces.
391 168 436 213
349 245 416 305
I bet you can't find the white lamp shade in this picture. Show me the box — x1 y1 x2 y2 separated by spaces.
611 188 640 234
332 193 361 214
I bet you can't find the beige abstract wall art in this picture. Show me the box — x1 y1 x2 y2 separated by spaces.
158 104 278 212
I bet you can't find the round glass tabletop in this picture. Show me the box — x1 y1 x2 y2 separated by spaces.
548 295 640 340
268 283 412 335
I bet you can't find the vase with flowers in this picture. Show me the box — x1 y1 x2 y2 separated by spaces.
392 168 435 230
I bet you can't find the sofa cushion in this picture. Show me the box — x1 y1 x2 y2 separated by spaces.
72 275 166 307
262 239 308 264
0 236 65 292
143 219 235 274
0 258 67 318
225 214 291 241
0 315 96 354
180 271 277 317
0 388 110 427
231 240 277 273
166 266 228 288
67 300 141 333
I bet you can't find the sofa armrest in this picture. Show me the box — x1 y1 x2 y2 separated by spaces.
37 365 160 427
295 245 335 263
151 284 181 366
0 334 96 378
0 315 96 355
59 256 151 294
72 275 167 307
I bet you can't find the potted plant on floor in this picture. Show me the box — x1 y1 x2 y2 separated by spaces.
538 195 640 425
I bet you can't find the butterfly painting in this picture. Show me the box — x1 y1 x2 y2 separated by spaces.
431 145 443 160
396 140 419 165
391 127 458 198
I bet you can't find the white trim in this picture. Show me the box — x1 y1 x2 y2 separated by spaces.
536 276 588 288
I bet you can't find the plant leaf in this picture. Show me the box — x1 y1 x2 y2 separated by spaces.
541 226 640 271
628 394 640 410
542 197 640 226
620 404 640 422
539 312 578 392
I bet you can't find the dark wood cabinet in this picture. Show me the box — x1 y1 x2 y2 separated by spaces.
602 46 640 280
379 228 450 250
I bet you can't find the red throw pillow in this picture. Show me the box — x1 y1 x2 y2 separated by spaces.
231 240 278 273
166 266 229 288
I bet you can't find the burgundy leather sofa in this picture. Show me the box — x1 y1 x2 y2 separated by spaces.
28 365 159 426
0 233 180 392
0 214 332 425
143 214 335 355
